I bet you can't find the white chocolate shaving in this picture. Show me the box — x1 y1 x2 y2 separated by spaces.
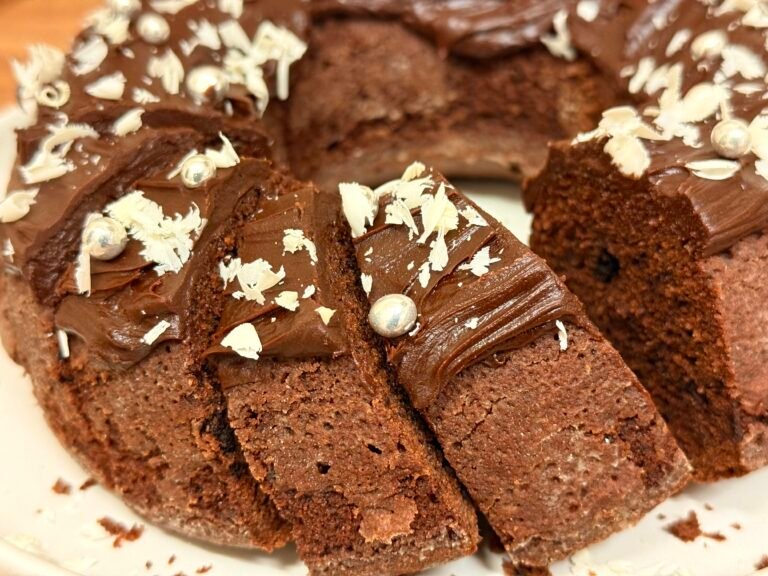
685 159 741 180
283 229 318 263
72 36 109 76
221 323 262 360
106 191 204 275
112 108 144 136
0 189 39 223
20 120 99 184
542 10 576 61
339 182 378 238
142 320 171 345
275 291 300 311
148 49 185 95
315 307 336 325
150 0 198 14
458 246 502 277
85 71 126 100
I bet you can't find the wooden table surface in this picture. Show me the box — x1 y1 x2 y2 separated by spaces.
0 0 101 104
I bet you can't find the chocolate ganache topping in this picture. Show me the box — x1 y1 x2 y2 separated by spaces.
342 164 584 408
0 0 311 366
54 155 277 367
207 182 349 371
3 0 310 280
309 0 577 58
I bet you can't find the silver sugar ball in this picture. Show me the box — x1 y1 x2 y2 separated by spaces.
180 154 217 188
136 13 170 44
186 65 230 105
368 294 418 338
84 216 128 261
711 118 752 159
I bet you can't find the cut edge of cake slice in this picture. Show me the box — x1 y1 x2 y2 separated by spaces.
527 137 768 481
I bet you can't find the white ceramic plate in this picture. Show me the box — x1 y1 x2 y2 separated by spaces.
2 108 768 576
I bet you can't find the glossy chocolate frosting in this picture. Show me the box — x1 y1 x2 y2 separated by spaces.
54 156 276 367
208 183 349 369
310 0 575 58
3 0 309 299
1 0 309 365
568 1 768 258
353 170 584 408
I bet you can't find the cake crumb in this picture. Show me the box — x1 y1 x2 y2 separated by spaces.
756 556 768 570
196 566 212 574
732 522 742 530
145 560 153 570
665 512 726 543
503 562 552 576
168 554 177 565
704 503 714 511
52 478 72 495
97 517 144 547
657 513 667 520
80 477 98 491
665 512 701 542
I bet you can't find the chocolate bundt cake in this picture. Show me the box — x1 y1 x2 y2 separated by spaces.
526 1 768 481
341 164 690 566
0 0 759 573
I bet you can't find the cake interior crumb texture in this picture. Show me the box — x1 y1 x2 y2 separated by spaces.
528 142 768 481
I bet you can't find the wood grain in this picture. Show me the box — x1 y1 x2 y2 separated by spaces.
0 0 101 104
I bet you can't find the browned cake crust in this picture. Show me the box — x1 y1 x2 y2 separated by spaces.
527 142 768 481
210 181 479 575
0 270 290 549
286 18 618 190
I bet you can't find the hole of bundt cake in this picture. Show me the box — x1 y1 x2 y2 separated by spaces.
317 462 331 475
367 444 383 455
593 249 620 283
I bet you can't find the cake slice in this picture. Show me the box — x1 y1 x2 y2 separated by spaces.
0 129 291 549
527 133 768 481
525 2 768 481
206 172 479 575
339 164 691 566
